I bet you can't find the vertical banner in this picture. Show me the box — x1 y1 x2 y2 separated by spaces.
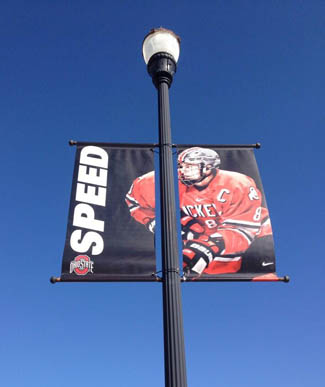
177 146 278 281
61 144 156 281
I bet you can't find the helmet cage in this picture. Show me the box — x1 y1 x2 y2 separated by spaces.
178 147 221 186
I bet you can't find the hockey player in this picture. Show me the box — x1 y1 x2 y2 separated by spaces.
125 147 273 276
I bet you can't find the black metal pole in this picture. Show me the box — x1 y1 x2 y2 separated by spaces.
147 53 187 387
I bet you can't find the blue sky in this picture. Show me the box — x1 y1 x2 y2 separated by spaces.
1 1 324 386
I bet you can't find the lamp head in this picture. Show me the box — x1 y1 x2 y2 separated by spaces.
143 28 180 88
142 27 180 65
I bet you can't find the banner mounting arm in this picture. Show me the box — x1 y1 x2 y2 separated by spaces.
67 140 261 149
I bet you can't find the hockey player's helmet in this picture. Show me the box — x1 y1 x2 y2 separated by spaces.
178 147 221 185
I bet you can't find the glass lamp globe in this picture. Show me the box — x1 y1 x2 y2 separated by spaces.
142 28 180 65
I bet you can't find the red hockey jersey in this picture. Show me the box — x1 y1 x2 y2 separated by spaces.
125 170 271 274
125 171 155 226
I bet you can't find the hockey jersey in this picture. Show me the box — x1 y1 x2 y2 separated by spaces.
125 170 271 274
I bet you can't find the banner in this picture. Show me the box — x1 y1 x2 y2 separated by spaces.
177 146 277 281
61 144 156 281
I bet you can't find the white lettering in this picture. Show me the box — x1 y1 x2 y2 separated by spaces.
217 189 230 203
70 230 104 255
194 205 205 217
212 203 222 215
69 146 108 255
80 146 109 168
187 205 195 217
204 204 215 217
73 203 105 232
253 207 262 221
182 206 190 216
205 219 218 229
76 183 106 207
78 165 108 187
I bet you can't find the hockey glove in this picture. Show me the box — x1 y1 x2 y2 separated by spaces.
181 216 205 240
145 219 156 233
207 232 226 254
183 240 220 275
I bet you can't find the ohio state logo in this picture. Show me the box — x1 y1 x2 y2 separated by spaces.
70 255 94 276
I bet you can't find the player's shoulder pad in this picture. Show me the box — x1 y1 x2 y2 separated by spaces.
217 169 255 188
135 170 155 187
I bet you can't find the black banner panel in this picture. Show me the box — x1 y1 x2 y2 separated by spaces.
61 144 156 281
177 147 278 281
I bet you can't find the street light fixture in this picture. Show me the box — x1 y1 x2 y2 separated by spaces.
143 27 180 63
143 28 180 87
143 28 187 387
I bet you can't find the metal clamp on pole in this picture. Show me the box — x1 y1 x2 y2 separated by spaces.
152 271 163 281
164 268 180 274
162 268 182 280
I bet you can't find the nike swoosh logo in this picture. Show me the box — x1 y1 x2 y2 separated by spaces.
195 198 205 202
262 262 274 267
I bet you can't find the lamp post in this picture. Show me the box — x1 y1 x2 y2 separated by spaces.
143 28 187 387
